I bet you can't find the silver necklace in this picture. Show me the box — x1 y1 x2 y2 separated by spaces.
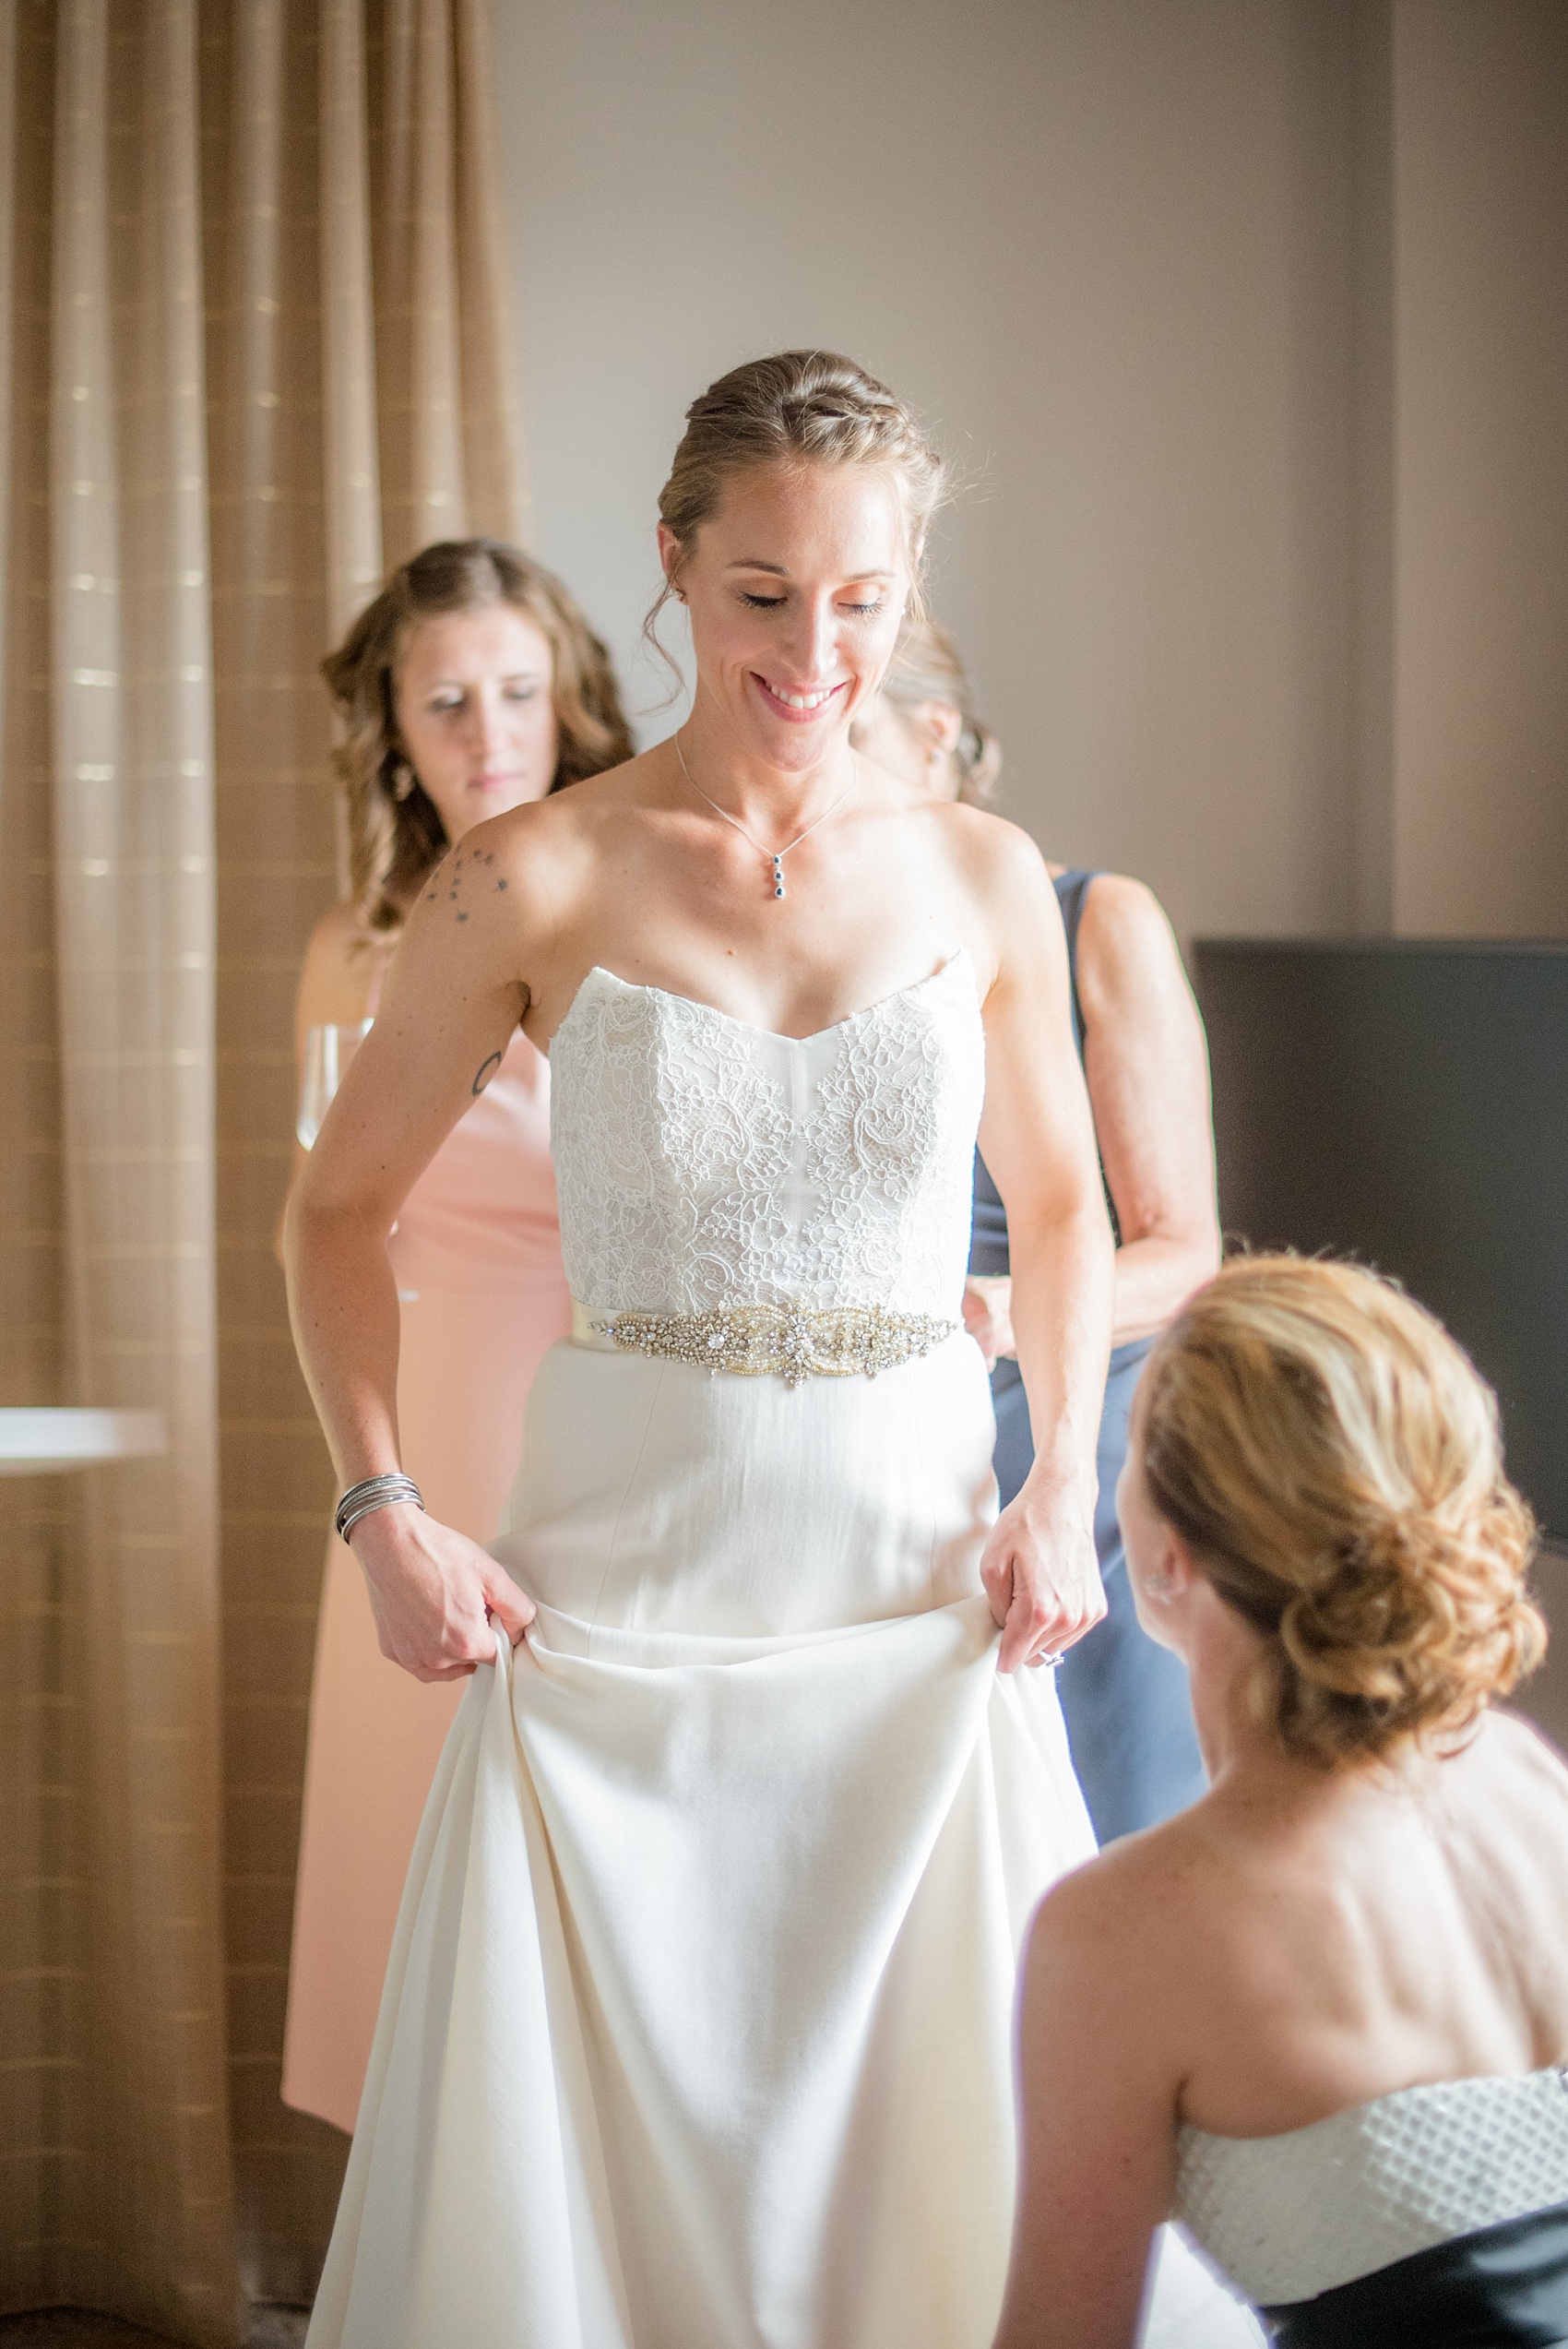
673 731 856 900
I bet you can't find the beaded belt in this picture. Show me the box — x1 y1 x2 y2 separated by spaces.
571 1298 957 1387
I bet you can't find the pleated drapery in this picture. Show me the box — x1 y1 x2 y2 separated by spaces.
0 3 527 2336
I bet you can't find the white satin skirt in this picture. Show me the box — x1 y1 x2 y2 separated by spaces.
305 1332 1260 2349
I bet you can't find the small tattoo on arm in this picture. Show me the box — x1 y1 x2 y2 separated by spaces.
440 846 510 917
472 1049 503 1096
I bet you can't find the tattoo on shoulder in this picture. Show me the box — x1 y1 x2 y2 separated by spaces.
471 1049 504 1096
439 848 509 924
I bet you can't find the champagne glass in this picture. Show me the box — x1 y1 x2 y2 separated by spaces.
297 1019 374 1150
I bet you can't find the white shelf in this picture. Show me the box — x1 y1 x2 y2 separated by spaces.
0 1409 168 1476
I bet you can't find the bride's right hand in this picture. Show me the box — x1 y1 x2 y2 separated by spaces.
345 1504 535 1682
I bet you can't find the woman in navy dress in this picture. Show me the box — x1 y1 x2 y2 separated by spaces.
853 620 1216 1840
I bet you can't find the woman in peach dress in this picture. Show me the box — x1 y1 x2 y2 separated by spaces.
280 540 632 2131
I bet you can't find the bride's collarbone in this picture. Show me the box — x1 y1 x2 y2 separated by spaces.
540 918 970 1047
522 818 986 1042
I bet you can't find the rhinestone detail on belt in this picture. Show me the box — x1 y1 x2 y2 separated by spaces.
574 1299 957 1387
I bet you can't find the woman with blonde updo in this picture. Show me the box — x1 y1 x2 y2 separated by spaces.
997 1256 1568 2349
281 539 632 2133
291 355 1255 2347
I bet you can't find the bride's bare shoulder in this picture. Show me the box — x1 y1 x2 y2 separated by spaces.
912 794 1054 908
420 752 664 910
500 747 666 838
553 745 669 812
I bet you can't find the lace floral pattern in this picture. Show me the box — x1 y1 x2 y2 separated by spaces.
549 956 984 1317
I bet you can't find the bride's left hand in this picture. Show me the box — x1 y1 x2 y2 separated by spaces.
979 1475 1105 1672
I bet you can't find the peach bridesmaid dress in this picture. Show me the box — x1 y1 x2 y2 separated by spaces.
281 1027 571 2132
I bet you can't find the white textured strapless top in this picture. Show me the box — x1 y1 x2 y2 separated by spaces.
1173 2066 1568 2304
547 955 985 1318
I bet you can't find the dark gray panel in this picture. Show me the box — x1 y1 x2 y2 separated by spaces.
1194 941 1568 1538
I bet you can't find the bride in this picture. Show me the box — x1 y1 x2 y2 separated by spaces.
287 352 1257 2348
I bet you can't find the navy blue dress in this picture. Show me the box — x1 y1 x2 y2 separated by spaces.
970 870 1206 1843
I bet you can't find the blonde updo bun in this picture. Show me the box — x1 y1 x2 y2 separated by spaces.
1140 1256 1544 1767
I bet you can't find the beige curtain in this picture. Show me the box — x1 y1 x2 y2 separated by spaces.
0 2 526 2335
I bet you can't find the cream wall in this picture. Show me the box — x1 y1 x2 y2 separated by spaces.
493 0 1567 947
1391 1 1568 936
493 0 1362 946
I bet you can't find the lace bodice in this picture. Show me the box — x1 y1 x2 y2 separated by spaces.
1173 2066 1568 2304
547 955 984 1318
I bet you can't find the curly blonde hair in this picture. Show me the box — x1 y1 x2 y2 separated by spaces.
1140 1255 1544 1768
879 614 1003 806
323 539 634 934
646 350 951 669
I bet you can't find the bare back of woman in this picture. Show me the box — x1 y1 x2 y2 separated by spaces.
1150 1708 1568 2136
998 1255 1568 2349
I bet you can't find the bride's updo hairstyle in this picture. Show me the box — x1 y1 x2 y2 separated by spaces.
647 350 950 659
1139 1255 1543 1768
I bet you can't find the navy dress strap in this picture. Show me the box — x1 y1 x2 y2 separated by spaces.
1052 867 1095 1057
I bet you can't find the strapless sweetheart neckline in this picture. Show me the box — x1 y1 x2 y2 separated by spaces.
552 947 972 1053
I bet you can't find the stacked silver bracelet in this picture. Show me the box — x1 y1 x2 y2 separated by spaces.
334 1472 424 1544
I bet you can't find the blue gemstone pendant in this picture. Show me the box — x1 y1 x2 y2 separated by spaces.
772 854 786 900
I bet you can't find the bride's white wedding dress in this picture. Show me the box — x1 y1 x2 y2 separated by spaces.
305 954 1260 2349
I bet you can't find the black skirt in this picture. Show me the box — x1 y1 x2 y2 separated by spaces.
1263 2202 1568 2347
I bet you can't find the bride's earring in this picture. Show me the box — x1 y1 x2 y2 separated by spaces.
391 758 416 803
